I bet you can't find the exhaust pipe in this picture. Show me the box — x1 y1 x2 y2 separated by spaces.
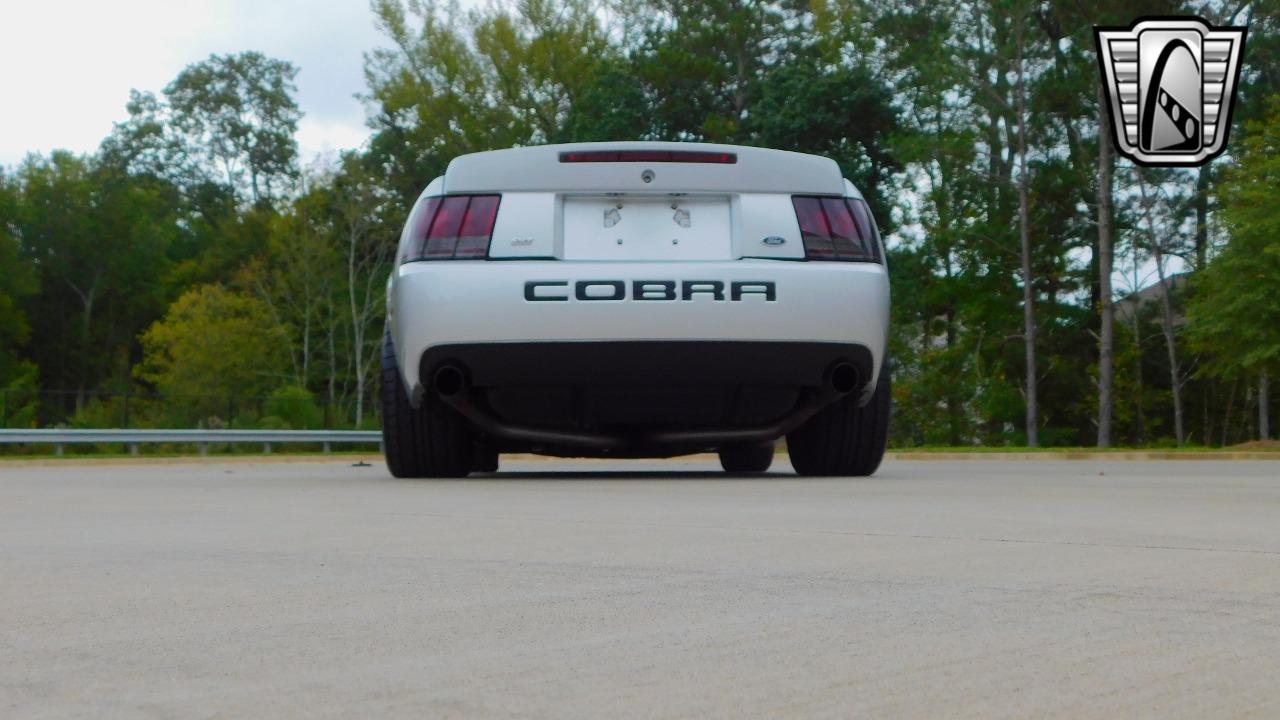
432 359 862 452
433 363 628 451
433 365 467 399
647 363 858 446
825 361 859 396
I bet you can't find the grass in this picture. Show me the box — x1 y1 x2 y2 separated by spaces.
0 446 381 462
887 445 1280 453
5 442 1277 462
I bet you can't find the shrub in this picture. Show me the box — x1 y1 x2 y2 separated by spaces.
263 385 322 429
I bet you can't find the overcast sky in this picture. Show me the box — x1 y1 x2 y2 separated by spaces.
0 0 392 169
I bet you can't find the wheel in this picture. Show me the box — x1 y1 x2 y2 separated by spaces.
718 442 775 472
381 330 474 478
786 370 890 477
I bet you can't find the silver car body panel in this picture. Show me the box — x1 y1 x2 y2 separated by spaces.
390 259 889 398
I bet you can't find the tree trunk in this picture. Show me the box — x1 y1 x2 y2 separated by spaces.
1154 253 1185 446
942 249 961 445
348 240 366 430
1261 371 1271 441
1195 166 1210 269
1245 382 1256 441
1203 386 1212 446
1131 311 1146 445
1159 274 1184 443
1096 83 1115 448
1137 175 1185 446
77 295 93 412
1016 24 1038 447
327 308 337 426
1222 379 1237 446
66 271 102 413
946 306 962 445
250 168 262 206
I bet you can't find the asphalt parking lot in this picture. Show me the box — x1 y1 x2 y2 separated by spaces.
3 457 1279 718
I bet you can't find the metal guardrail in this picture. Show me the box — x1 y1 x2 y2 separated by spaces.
0 429 382 456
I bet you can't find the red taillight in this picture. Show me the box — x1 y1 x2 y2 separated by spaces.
792 197 834 259
424 196 469 258
402 194 501 262
454 195 500 258
558 150 737 164
791 196 880 262
409 197 441 245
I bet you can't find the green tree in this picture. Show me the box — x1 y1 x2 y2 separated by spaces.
100 53 298 288
136 284 290 423
14 153 181 413
245 155 397 429
558 55 652 142
1186 95 1280 440
365 0 521 204
104 53 301 208
165 52 302 205
262 385 324 429
244 198 339 392
0 170 39 426
630 0 786 142
749 40 900 225
871 0 1130 446
326 154 397 428
365 0 615 204
471 0 612 142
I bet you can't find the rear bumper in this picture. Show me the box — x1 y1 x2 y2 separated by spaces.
423 341 871 457
419 341 871 390
389 259 890 397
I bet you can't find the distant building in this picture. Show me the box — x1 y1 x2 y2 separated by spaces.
1115 272 1189 325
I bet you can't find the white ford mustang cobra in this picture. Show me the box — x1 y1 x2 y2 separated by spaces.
382 142 890 477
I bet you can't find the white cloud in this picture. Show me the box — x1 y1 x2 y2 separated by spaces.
0 0 384 168
296 115 374 167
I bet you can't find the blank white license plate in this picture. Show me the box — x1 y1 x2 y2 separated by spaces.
562 196 732 260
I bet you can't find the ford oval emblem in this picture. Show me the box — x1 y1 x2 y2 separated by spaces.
762 236 786 246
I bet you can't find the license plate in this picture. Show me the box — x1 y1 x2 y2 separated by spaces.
562 196 732 260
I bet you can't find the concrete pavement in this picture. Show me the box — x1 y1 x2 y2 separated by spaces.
3 458 1279 718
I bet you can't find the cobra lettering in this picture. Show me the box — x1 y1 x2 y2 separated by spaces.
525 280 776 302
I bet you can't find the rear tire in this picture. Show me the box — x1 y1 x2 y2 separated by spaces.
718 442 775 473
786 370 890 477
381 330 474 478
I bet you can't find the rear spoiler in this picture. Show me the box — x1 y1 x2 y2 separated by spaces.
443 142 845 195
